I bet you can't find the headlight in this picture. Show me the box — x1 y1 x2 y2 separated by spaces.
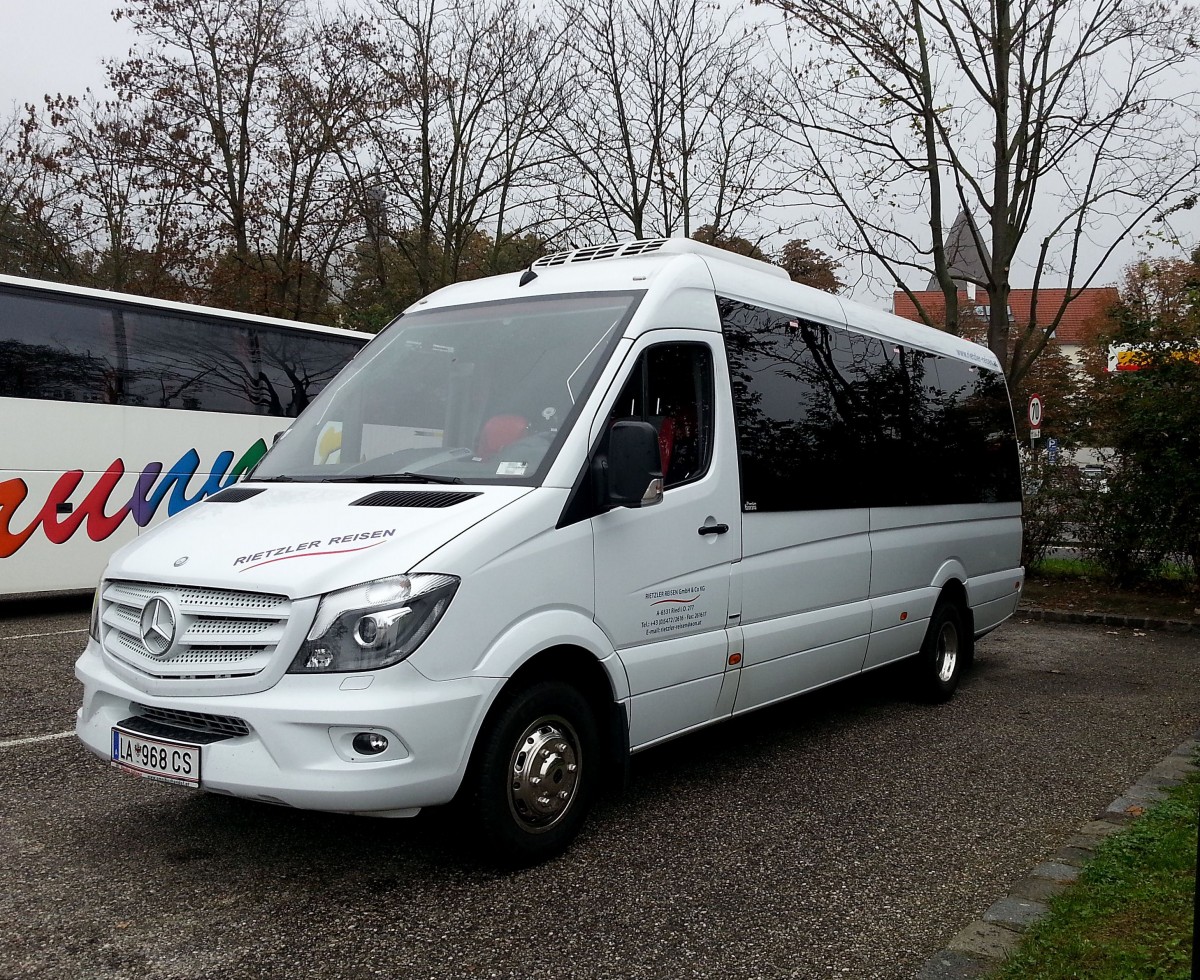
288 574 459 673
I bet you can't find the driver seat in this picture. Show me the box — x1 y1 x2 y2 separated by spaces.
476 414 528 457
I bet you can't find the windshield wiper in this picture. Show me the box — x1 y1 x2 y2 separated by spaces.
321 471 464 485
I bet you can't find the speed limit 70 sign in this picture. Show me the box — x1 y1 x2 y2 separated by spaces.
1028 394 1043 436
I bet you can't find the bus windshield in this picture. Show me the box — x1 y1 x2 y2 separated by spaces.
251 291 641 485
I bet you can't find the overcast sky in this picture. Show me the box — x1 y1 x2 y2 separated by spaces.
0 1 133 110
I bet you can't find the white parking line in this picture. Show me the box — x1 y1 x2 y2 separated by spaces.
0 731 75 749
0 628 88 641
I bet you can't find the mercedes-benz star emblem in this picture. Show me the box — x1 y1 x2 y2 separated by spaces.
139 597 177 657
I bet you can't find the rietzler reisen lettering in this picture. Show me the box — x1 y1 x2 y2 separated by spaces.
234 528 396 565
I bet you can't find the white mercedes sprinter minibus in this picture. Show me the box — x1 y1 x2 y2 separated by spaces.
76 239 1024 862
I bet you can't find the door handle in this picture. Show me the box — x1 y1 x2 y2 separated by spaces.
698 523 729 536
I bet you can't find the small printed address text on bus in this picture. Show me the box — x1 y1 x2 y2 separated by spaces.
641 585 708 637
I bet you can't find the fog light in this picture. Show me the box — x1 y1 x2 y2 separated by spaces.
352 732 389 755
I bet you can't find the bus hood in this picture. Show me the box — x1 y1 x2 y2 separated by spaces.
104 483 536 599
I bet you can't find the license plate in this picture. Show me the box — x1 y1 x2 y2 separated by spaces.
111 727 201 788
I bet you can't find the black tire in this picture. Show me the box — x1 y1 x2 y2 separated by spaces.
466 679 598 865
914 600 970 702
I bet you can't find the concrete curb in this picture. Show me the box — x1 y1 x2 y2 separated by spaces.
1018 605 1200 633
916 732 1200 979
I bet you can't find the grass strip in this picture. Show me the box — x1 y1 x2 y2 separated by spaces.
1029 557 1107 578
995 763 1198 980
1029 556 1196 584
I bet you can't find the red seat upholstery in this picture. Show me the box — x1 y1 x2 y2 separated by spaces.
477 414 528 456
662 408 700 484
657 416 675 475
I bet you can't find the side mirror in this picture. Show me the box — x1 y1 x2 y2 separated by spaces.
595 420 664 509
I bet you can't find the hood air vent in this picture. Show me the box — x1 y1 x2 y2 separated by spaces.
351 490 482 508
206 487 266 503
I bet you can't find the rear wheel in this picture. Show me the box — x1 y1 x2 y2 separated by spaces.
467 679 598 865
915 601 970 702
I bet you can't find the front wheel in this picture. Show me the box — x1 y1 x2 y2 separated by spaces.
466 680 598 865
914 601 970 702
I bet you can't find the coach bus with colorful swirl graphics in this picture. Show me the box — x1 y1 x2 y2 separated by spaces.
0 274 366 598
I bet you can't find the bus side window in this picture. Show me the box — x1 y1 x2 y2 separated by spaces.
0 291 118 404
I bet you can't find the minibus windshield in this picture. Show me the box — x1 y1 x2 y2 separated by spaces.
251 291 640 485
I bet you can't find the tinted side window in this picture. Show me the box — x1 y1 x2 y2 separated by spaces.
123 313 362 416
0 285 363 416
719 297 1021 510
250 325 364 417
904 350 1021 504
608 343 714 489
720 298 892 510
0 289 121 403
973 369 1023 502
122 312 261 413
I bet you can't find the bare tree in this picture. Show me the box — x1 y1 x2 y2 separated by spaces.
34 91 202 298
254 13 378 318
105 0 365 318
0 106 87 281
110 0 296 270
353 0 572 299
554 0 788 243
759 0 1200 383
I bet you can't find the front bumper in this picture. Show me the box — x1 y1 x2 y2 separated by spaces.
75 640 500 815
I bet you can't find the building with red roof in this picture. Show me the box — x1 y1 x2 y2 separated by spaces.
889 210 1120 364
892 286 1119 364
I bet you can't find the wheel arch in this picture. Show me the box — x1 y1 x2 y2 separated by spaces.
471 608 629 700
934 578 975 658
468 643 630 799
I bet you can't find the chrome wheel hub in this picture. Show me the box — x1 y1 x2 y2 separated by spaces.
936 620 959 683
508 717 580 833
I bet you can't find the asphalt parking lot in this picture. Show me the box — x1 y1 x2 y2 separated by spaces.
2 600 1198 980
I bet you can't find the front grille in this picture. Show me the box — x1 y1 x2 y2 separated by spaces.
99 580 290 680
131 704 251 738
533 238 667 268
